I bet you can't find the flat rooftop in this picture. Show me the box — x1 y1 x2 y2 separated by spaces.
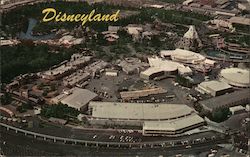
229 17 250 26
61 87 98 110
89 102 194 120
199 80 232 91
63 71 90 86
199 89 250 111
143 114 204 131
120 88 167 99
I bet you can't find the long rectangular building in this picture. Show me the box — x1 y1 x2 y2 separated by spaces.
88 102 205 136
199 89 250 111
120 88 167 101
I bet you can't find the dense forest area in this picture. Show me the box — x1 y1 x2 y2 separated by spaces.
1 1 212 36
0 42 75 83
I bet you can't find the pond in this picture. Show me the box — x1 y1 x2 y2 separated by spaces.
205 49 249 60
19 18 55 40
205 50 228 59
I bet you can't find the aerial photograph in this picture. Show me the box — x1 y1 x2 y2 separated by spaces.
0 0 249 156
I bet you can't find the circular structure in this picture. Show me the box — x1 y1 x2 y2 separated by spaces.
219 68 250 88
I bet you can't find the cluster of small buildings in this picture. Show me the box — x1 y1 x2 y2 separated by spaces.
192 65 250 113
42 54 92 80
182 0 240 17
84 60 109 77
207 16 250 32
5 73 43 104
6 53 111 110
58 35 84 47
124 24 160 42
38 35 85 48
63 70 90 87
207 19 234 31
42 56 111 108
100 24 160 43
117 58 148 75
126 25 144 41
101 26 120 43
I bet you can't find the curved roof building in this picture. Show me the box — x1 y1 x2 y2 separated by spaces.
160 49 206 64
219 68 250 88
140 57 192 80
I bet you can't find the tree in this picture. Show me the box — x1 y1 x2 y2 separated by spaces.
22 103 34 110
42 90 48 97
16 105 26 113
175 75 193 88
50 84 56 91
211 108 231 123
16 103 34 113
0 93 12 105
41 103 80 119
150 36 161 48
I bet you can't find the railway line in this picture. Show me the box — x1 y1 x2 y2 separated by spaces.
0 122 230 150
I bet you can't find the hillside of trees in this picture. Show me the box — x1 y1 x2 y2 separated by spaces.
1 42 75 83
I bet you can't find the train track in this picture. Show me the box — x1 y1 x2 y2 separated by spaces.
0 122 230 149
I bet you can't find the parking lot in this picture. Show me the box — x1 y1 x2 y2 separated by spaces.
85 72 141 102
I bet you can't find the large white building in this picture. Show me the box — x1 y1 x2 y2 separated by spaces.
140 57 192 80
160 49 206 64
160 49 216 73
88 102 205 136
219 68 250 88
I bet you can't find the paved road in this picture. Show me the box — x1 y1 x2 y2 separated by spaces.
2 117 225 145
0 128 225 157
